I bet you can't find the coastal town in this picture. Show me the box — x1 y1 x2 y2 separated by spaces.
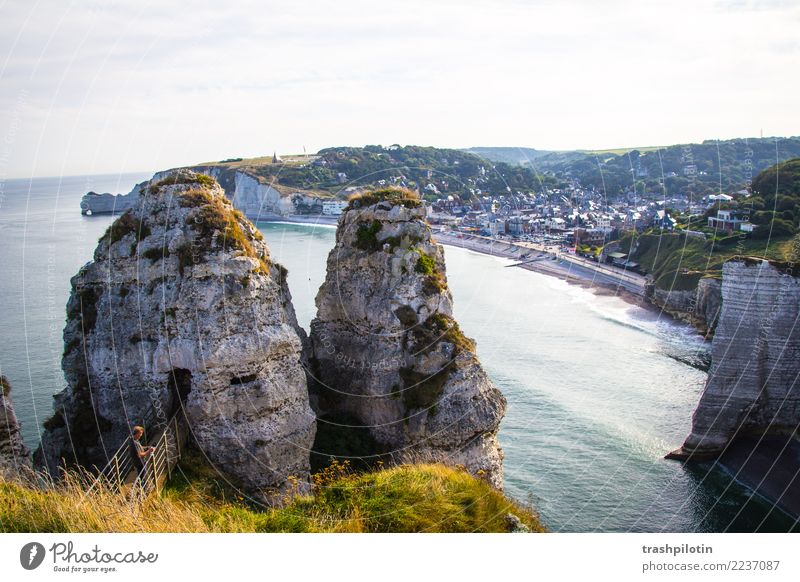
311 174 759 297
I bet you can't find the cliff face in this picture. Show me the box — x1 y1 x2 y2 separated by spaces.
308 190 506 488
648 277 722 337
39 171 316 498
0 376 32 477
672 258 800 458
81 168 319 218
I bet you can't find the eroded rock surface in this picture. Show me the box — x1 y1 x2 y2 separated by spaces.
0 376 32 478
38 171 316 498
308 190 506 487
670 258 800 458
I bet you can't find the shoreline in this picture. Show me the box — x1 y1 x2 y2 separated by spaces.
255 215 649 303
432 230 648 306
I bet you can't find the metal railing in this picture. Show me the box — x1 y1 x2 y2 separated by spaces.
83 410 187 499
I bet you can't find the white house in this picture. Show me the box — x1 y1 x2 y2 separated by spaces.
322 200 348 216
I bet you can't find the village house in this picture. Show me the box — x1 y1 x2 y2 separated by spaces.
707 209 753 233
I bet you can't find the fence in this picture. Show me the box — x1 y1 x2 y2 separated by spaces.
83 410 188 499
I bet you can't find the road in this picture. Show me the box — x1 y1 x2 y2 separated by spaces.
435 231 647 296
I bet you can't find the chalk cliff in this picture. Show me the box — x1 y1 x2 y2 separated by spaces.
0 376 31 478
307 189 506 488
81 167 321 219
648 276 722 337
39 171 316 499
669 258 800 458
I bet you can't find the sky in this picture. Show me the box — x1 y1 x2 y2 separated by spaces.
0 0 799 178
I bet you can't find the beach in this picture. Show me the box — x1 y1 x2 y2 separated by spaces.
256 215 648 302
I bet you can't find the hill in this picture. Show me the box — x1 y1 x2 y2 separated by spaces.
179 139 800 206
463 147 552 166
531 137 800 199
615 157 800 291
185 145 559 202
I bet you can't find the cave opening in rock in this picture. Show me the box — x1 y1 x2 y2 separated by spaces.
167 368 192 419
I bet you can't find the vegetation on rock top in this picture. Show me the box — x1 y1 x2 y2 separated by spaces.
176 187 270 274
100 210 151 246
148 172 216 193
346 186 421 210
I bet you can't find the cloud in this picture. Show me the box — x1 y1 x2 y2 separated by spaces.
0 0 798 177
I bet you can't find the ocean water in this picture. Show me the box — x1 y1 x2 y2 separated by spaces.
0 174 796 532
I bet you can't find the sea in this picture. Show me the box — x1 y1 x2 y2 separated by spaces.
0 172 796 532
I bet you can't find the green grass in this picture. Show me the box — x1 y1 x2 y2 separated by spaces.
354 219 383 252
617 230 793 290
0 460 544 533
346 187 422 211
413 249 447 293
149 172 216 193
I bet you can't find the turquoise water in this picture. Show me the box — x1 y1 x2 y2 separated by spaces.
0 175 796 532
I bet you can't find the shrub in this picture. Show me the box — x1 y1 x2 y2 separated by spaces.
415 252 436 275
101 210 150 246
141 247 167 261
346 187 421 211
149 172 216 194
183 191 269 274
354 220 383 252
413 250 447 293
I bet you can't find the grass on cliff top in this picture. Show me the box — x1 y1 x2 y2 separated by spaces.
149 172 217 193
0 459 544 533
175 187 269 274
346 187 422 211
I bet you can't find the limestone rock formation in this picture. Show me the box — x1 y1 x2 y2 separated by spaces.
82 167 319 219
308 189 506 488
0 376 32 477
39 171 316 498
649 276 722 337
669 258 800 458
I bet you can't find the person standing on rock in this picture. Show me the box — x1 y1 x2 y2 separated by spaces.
130 426 154 487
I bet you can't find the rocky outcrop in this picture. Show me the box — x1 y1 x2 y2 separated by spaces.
81 167 321 219
668 258 800 459
647 276 722 337
308 189 506 488
39 171 316 499
0 376 32 477
80 173 170 216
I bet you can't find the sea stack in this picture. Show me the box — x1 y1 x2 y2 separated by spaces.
308 188 506 487
36 171 316 498
669 258 800 459
0 376 32 478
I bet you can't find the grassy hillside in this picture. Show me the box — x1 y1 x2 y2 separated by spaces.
535 137 800 199
615 158 800 290
618 231 792 290
0 458 544 533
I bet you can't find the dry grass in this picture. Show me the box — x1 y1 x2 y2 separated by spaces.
0 463 545 533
